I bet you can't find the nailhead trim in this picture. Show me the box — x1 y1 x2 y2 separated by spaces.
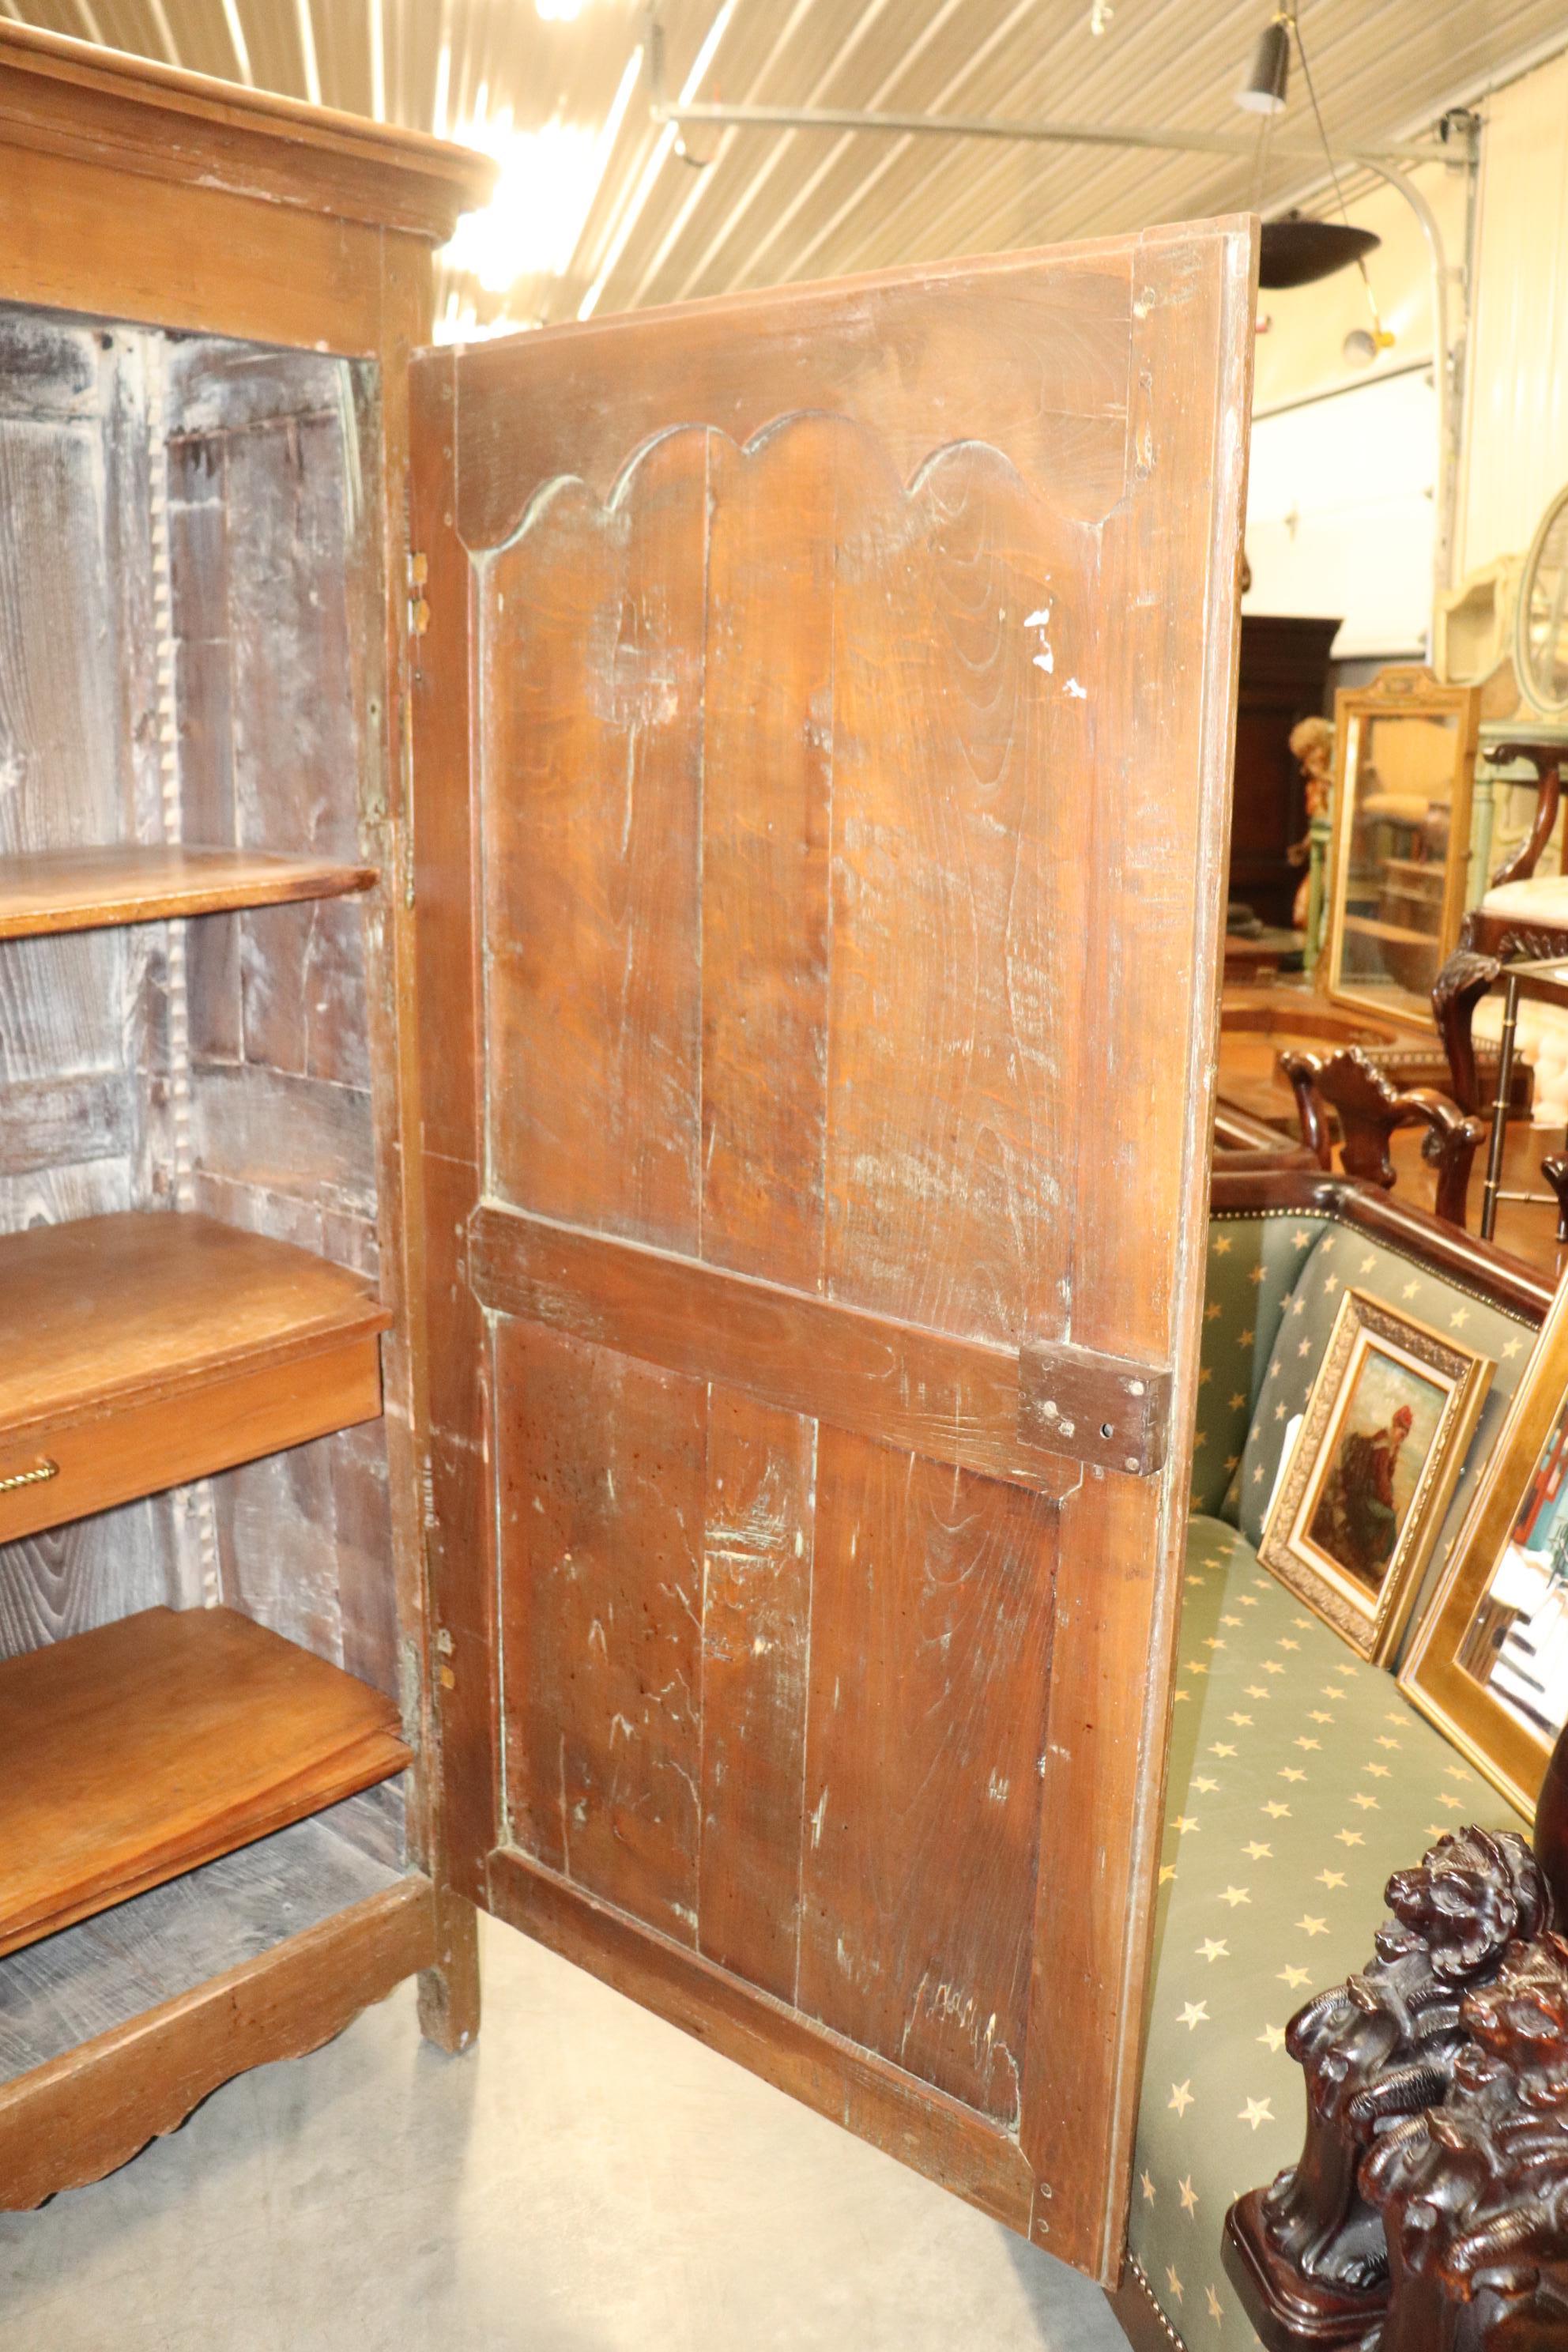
1127 2254 1189 2350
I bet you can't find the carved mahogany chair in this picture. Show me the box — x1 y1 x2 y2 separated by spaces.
1278 1045 1485 1230
1432 741 1568 1121
1213 1099 1318 1174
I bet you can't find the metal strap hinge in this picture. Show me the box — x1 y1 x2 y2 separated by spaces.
408 550 430 637
1017 1341 1173 1476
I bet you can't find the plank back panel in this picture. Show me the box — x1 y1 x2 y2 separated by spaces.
413 223 1254 2282
0 312 181 1650
165 343 394 1694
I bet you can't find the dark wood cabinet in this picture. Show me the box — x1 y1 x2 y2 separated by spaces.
1229 613 1341 926
0 20 1255 2297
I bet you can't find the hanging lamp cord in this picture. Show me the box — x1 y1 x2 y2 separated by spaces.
1289 1 1390 341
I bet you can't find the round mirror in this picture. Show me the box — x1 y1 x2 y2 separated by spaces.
1514 482 1568 716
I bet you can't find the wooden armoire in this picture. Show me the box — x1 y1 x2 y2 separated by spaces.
0 21 1255 2292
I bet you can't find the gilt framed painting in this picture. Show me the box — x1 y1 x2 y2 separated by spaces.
1260 1287 1493 1662
1402 1276 1568 1815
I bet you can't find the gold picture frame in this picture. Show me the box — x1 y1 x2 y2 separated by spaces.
1401 1276 1568 1818
1324 665 1480 1032
1259 1287 1493 1662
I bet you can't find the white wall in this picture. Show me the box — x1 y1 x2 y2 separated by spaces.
1242 164 1462 657
1244 369 1436 657
1245 45 1568 651
1457 46 1568 582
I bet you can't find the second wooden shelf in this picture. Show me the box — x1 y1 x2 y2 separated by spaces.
0 1607 411 1958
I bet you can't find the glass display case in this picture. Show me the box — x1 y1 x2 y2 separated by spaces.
1324 667 1481 1027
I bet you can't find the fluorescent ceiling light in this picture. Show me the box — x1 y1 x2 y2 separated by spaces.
537 0 586 17
445 116 601 288
443 48 643 295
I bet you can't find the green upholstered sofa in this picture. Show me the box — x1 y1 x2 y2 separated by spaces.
1106 1170 1555 2352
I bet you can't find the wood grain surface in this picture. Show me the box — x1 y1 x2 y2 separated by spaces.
0 1800 405 2082
414 220 1255 2280
0 1606 410 1956
0 1872 432 2210
0 843 376 938
0 19 493 239
0 1212 386 1432
469 1202 1079 1496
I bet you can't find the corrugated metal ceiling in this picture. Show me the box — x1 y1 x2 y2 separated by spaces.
6 0 1566 330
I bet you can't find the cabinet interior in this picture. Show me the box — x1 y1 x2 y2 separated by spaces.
0 300 409 2030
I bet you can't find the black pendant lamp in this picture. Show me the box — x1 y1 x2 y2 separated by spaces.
1236 13 1291 115
1234 7 1387 297
1259 212 1381 288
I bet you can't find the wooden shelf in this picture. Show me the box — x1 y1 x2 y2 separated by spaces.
1342 912 1442 950
0 1807 406 2089
0 1608 411 1959
0 1212 390 1543
0 1812 428 2211
0 844 377 940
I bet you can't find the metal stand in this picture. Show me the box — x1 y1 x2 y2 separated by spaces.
1480 969 1521 1241
1479 956 1568 1242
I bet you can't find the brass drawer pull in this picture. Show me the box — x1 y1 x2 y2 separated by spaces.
0 1457 59 1497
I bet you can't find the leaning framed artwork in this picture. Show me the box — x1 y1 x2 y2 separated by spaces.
1259 1288 1494 1662
1402 1276 1568 1816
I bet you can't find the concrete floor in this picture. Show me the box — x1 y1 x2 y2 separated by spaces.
0 1914 1127 2352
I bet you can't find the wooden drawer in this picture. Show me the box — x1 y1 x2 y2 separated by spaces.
0 1212 390 1545
0 1327 384 1545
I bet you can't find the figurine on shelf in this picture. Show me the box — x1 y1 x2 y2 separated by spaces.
1289 714 1336 933
1359 1932 1568 2350
1223 1827 1551 2349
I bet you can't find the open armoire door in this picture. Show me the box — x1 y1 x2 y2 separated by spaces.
409 219 1255 2285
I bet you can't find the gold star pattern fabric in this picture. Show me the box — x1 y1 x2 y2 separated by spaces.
1190 1214 1330 1515
1130 1512 1516 2348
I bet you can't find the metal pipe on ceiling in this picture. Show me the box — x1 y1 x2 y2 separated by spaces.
654 98 1442 170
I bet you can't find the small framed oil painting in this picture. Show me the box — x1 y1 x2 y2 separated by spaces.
1260 1287 1494 1662
1402 1276 1568 1816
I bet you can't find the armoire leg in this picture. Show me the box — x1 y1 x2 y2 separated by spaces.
417 1887 481 2054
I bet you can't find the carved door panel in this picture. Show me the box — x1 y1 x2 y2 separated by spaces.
411 223 1254 2280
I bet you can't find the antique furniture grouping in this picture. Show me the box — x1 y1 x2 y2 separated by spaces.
1111 1168 1557 2352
